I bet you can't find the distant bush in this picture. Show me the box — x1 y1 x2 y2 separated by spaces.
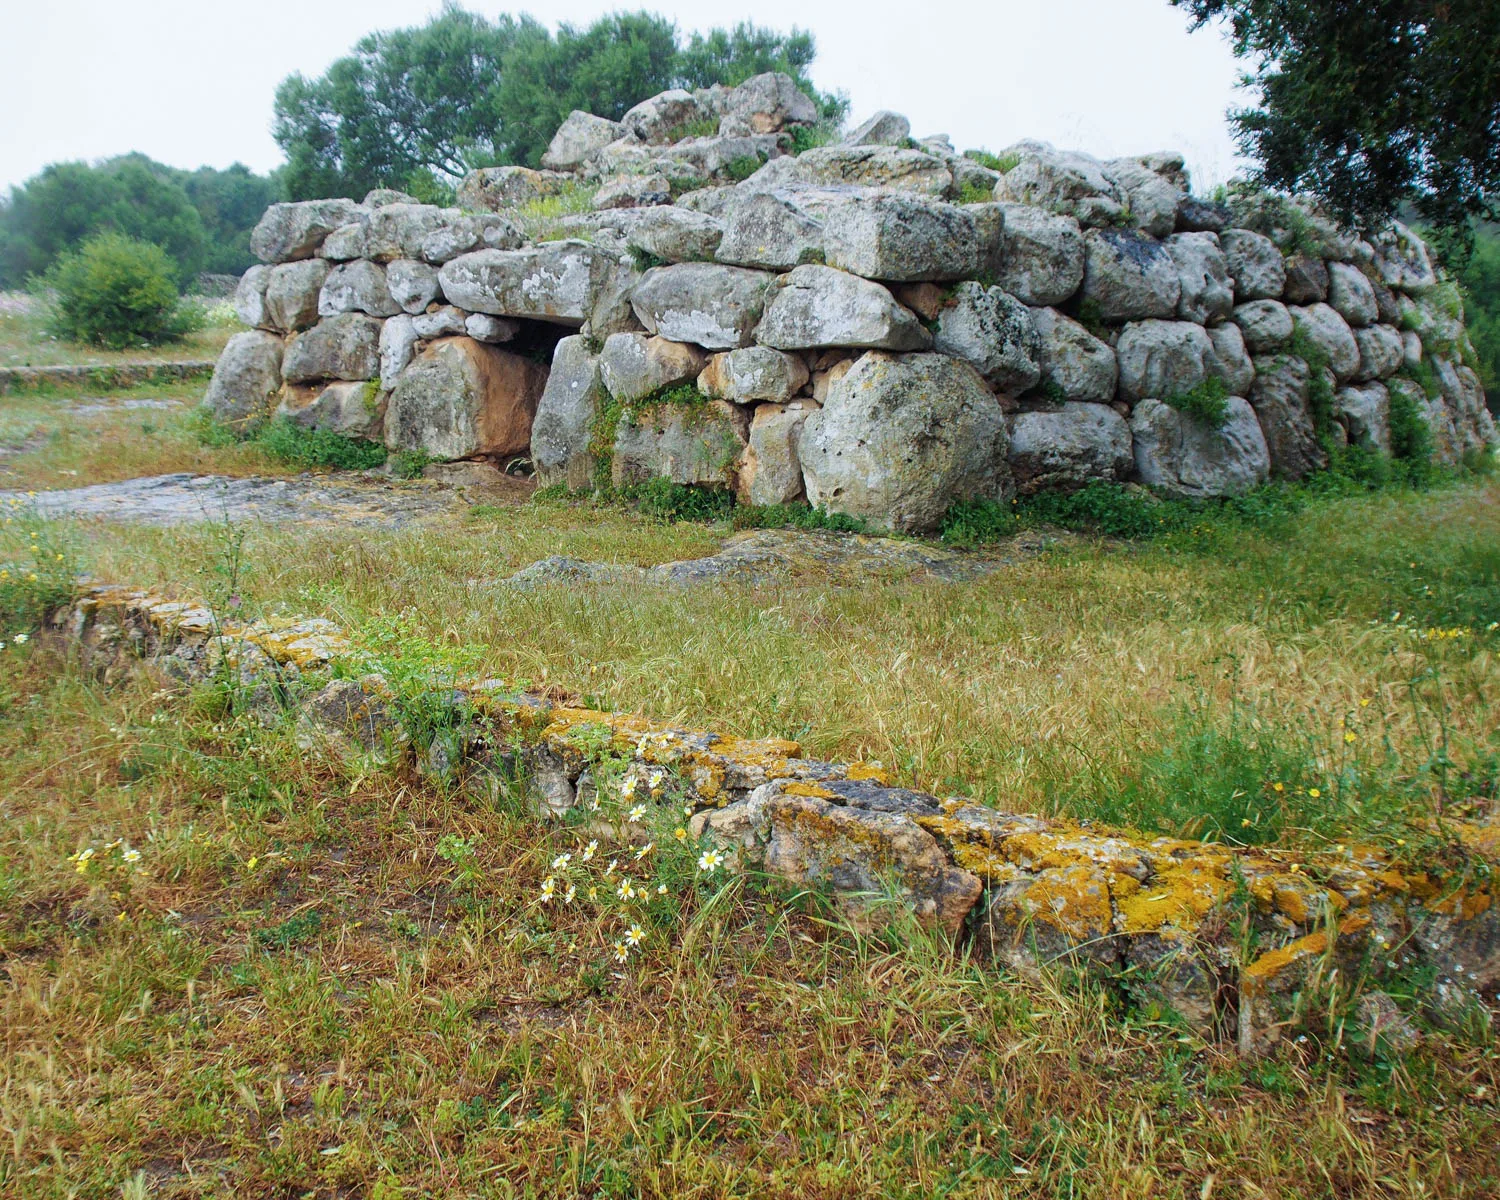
42 233 201 349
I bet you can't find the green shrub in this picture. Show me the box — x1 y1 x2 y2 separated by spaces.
1163 376 1230 427
732 502 869 534
388 449 433 480
964 149 1020 174
254 419 388 471
956 181 996 205
41 233 200 349
623 478 736 522
723 154 767 183
0 504 80 634
939 498 1019 546
787 122 839 155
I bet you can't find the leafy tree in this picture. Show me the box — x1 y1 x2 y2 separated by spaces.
182 164 277 275
1455 224 1500 398
271 6 837 199
1175 1 1500 235
44 233 200 349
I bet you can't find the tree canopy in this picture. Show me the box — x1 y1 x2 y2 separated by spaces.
272 6 840 201
1175 1 1500 236
0 155 274 289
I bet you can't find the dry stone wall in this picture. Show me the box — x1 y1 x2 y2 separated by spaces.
47 582 1500 1051
208 74 1497 531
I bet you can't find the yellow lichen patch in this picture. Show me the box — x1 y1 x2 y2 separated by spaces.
1429 886 1494 921
1455 821 1500 860
845 761 890 784
1245 871 1344 927
1016 865 1113 941
1241 912 1371 994
781 782 835 800
1114 859 1231 934
915 815 1017 880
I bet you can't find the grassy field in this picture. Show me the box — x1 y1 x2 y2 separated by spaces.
0 295 239 370
0 377 1497 1196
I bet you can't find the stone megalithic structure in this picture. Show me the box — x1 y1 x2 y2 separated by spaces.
207 73 1497 532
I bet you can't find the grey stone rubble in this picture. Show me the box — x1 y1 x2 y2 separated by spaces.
50 584 1500 1053
207 73 1497 534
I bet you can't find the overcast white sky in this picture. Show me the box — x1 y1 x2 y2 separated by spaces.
1 0 1249 194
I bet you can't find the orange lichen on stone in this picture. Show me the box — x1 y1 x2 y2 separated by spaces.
1016 864 1114 941
845 761 890 784
782 782 836 800
1114 858 1231 933
1429 886 1494 921
1241 911 1371 994
914 814 1017 880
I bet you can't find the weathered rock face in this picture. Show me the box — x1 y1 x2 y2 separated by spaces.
281 313 383 385
386 260 442 315
1232 300 1294 353
532 336 604 489
611 400 749 488
1116 320 1216 403
251 199 365 262
841 110 912 147
385 338 548 461
1104 157 1182 238
994 205 1084 306
411 307 468 339
318 259 401 319
697 346 809 404
719 72 818 136
1081 230 1182 322
1248 355 1328 479
622 207 724 264
994 141 1127 227
457 167 573 212
1007 402 1133 493
1208 323 1255 396
932 283 1042 393
757 266 931 352
743 145 953 196
631 262 776 350
1353 324 1404 381
1282 254 1330 304
593 174 671 210
1131 395 1271 498
233 265 271 328
799 352 1010 533
822 194 979 281
1029 307 1117 402
715 190 827 270
264 259 331 333
1336 382 1391 453
1167 232 1233 325
542 110 625 171
439 243 598 325
1219 229 1285 300
418 213 524 264
205 331 283 429
598 333 708 404
1290 303 1361 380
1327 262 1379 328
277 380 385 440
738 400 816 505
621 88 708 144
363 204 455 263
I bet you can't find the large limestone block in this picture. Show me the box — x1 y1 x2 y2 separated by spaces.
738 400 816 506
277 380 384 441
378 315 418 391
281 314 383 384
599 333 708 404
993 141 1126 226
1166 232 1233 325
264 259 330 333
798 352 1010 533
456 167 573 212
1218 229 1284 300
384 337 547 461
697 346 809 404
319 222 369 262
418 213 524 264
756 266 931 352
1007 402 1133 493
719 72 818 136
411 307 468 339
251 199 365 262
630 262 777 350
621 89 710 144
204 330 283 429
318 259 401 318
439 243 598 325
841 110 912 147
596 134 785 187
1029 307 1118 402
1282 254 1329 304
1327 261 1379 328
1130 396 1271 498
1207 323 1255 396
611 400 749 489
1080 229 1182 322
385 259 442 315
822 194 980 281
749 790 982 938
532 336 605 489
715 190 826 270
964 202 1006 279
618 208 724 264
739 145 953 196
1352 324 1404 382
1373 221 1437 295
542 111 625 171
1248 354 1328 479
1116 320 1216 403
932 282 1041 393
1102 157 1182 238
1289 303 1360 380
1232 300 1294 352
1335 382 1391 453
233 265 271 328
363 204 454 262
592 173 672 210
993 205 1084 306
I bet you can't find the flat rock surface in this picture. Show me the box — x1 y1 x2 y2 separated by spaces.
7 472 459 529
505 527 1049 588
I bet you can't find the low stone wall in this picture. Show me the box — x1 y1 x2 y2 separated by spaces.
46 582 1499 1051
203 73 1496 532
0 360 216 395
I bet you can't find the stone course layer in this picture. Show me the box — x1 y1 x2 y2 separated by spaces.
46 583 1500 1052
207 74 1497 531
0 360 216 395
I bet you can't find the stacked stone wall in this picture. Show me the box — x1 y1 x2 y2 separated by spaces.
208 74 1498 531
